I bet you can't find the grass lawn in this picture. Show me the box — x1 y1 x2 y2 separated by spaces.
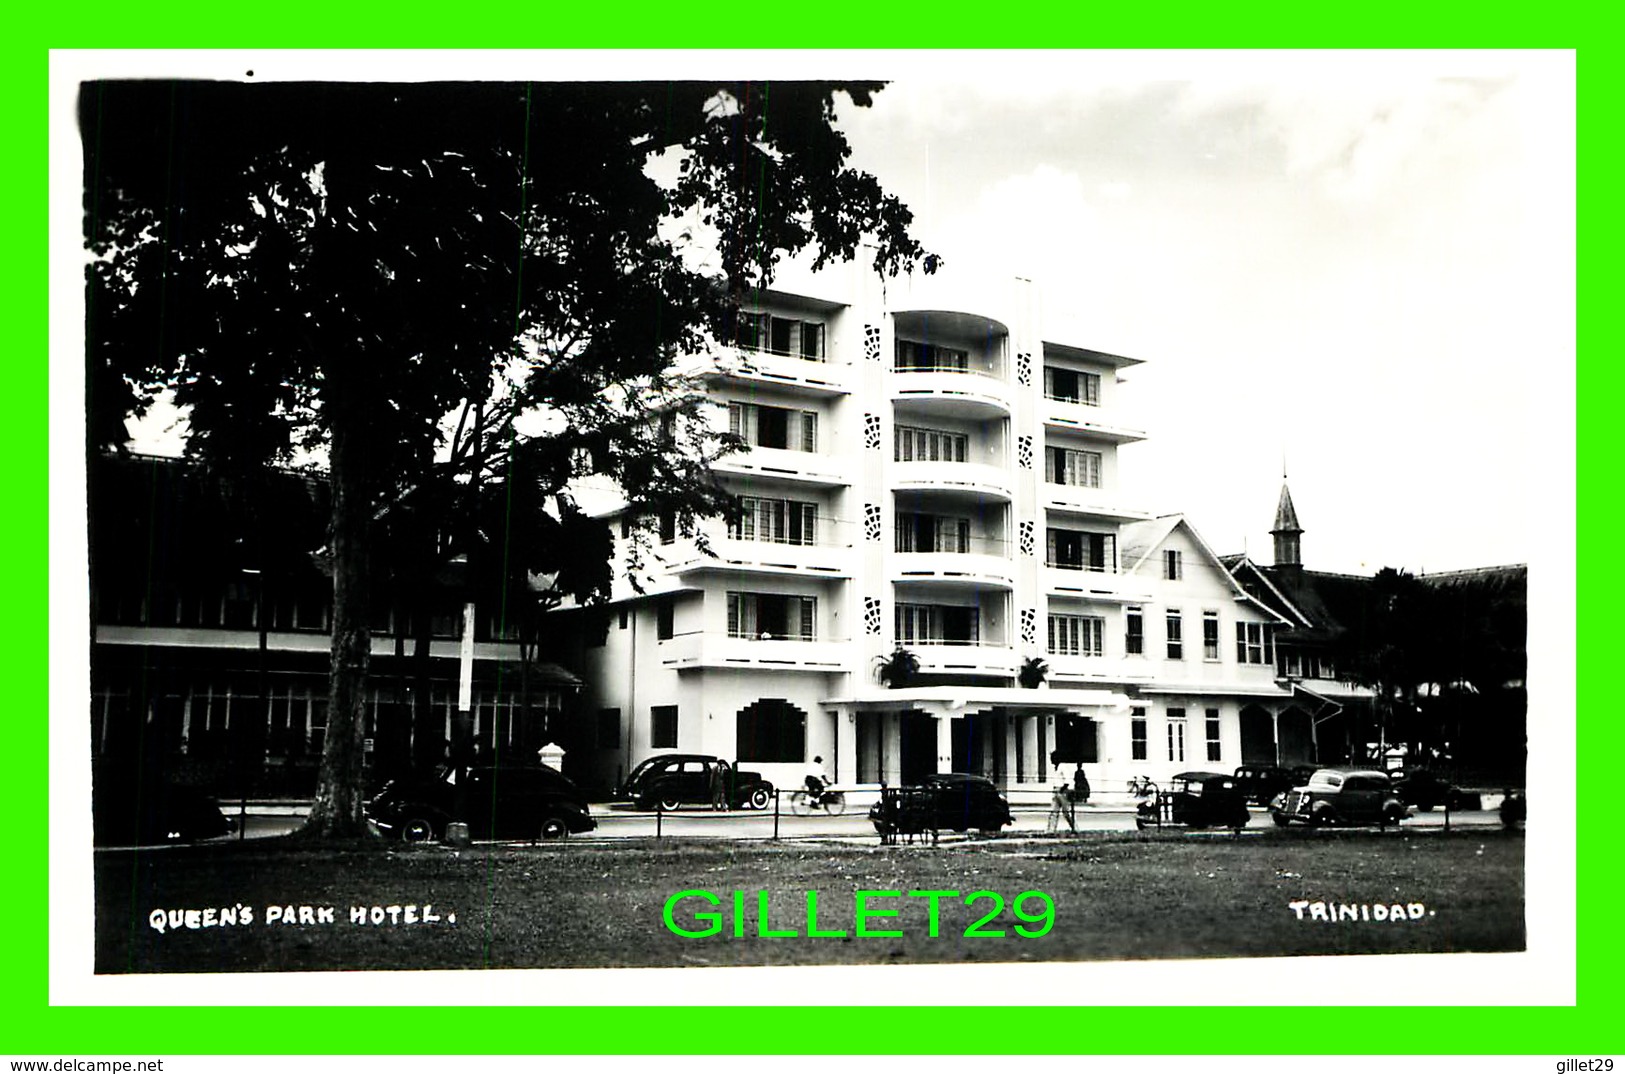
95 829 1524 974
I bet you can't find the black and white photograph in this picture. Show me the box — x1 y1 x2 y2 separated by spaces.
53 50 1573 1006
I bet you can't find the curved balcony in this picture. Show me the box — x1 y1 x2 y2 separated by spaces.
890 550 1015 589
678 347 851 397
663 534 852 579
890 368 1011 419
1042 399 1146 444
891 460 1012 501
658 631 850 673
899 640 1019 678
713 447 850 488
1041 483 1153 521
1043 564 1154 603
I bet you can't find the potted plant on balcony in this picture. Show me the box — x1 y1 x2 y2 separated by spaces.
875 647 920 689
1018 655 1050 689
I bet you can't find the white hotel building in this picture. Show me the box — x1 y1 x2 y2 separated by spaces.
570 269 1295 798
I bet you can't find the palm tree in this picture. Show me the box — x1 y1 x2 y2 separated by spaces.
875 647 920 689
1018 656 1049 689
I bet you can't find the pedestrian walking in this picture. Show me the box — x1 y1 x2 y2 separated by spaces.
1073 764 1091 806
709 760 730 811
1047 779 1075 833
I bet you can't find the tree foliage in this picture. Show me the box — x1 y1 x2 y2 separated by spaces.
84 80 936 837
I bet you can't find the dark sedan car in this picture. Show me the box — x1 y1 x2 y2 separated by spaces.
366 763 596 842
1232 765 1296 806
92 773 235 846
619 753 774 811
869 773 1014 836
1269 768 1408 828
1391 769 1475 812
1138 771 1251 830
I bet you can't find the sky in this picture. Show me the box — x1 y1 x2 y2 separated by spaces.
810 58 1573 575
90 51 1574 576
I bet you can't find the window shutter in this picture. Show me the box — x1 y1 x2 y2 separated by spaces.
801 503 816 545
1043 366 1055 397
801 411 817 453
800 597 815 640
727 593 740 636
1046 528 1057 565
728 402 741 437
1236 622 1247 662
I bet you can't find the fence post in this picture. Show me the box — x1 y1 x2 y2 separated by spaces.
656 800 663 841
773 788 781 841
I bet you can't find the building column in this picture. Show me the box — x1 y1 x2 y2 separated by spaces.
883 711 902 786
935 712 954 775
1001 711 1019 788
1021 714 1040 784
833 706 857 786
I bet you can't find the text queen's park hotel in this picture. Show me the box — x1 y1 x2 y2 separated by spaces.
567 265 1315 798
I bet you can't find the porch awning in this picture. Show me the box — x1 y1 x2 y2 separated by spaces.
1136 683 1293 699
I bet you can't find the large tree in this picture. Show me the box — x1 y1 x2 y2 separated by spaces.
84 80 935 837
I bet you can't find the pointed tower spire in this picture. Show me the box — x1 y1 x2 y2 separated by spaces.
1271 478 1303 568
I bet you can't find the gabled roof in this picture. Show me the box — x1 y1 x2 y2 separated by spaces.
1123 515 1288 623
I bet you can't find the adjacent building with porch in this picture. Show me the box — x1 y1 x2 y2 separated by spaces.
566 271 1296 797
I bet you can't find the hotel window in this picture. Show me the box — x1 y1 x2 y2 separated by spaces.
731 497 818 546
1043 366 1101 405
730 310 825 361
727 592 816 641
656 596 675 640
1236 621 1274 665
1164 549 1183 580
729 402 818 452
895 512 972 553
1203 611 1221 661
1205 709 1222 762
895 602 978 645
1048 614 1105 657
1167 710 1187 762
1125 606 1144 656
1131 709 1148 761
894 424 968 463
1045 446 1102 488
1046 528 1114 571
1165 609 1184 660
650 705 679 749
895 339 969 371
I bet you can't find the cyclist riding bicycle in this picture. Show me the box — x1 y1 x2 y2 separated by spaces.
804 755 831 802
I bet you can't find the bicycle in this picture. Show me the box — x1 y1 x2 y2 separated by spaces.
788 787 847 816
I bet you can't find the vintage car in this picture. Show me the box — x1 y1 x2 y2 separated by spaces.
618 753 774 811
1269 768 1409 828
92 771 236 846
1137 771 1251 830
1390 769 1476 812
1231 765 1296 806
868 773 1014 838
366 763 596 842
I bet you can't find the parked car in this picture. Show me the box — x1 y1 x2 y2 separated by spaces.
868 773 1014 836
618 753 774 811
1138 771 1251 830
92 772 236 846
1269 768 1409 828
366 763 596 842
1391 769 1474 811
1232 765 1295 806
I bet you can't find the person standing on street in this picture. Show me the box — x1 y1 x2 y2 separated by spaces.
709 759 730 811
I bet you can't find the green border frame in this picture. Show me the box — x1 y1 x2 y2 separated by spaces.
23 25 1597 1057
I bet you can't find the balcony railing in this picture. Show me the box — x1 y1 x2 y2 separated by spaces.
658 630 850 672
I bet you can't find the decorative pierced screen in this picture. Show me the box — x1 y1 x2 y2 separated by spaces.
1019 520 1035 557
863 324 882 363
863 503 882 542
1016 351 1032 387
1021 607 1037 645
863 412 881 451
863 596 883 636
1018 434 1033 470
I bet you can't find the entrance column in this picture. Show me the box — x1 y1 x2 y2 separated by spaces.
1001 712 1018 788
883 711 903 786
935 712 954 775
1021 714 1040 784
833 706 857 786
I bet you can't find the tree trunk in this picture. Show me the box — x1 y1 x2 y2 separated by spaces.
305 370 373 838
